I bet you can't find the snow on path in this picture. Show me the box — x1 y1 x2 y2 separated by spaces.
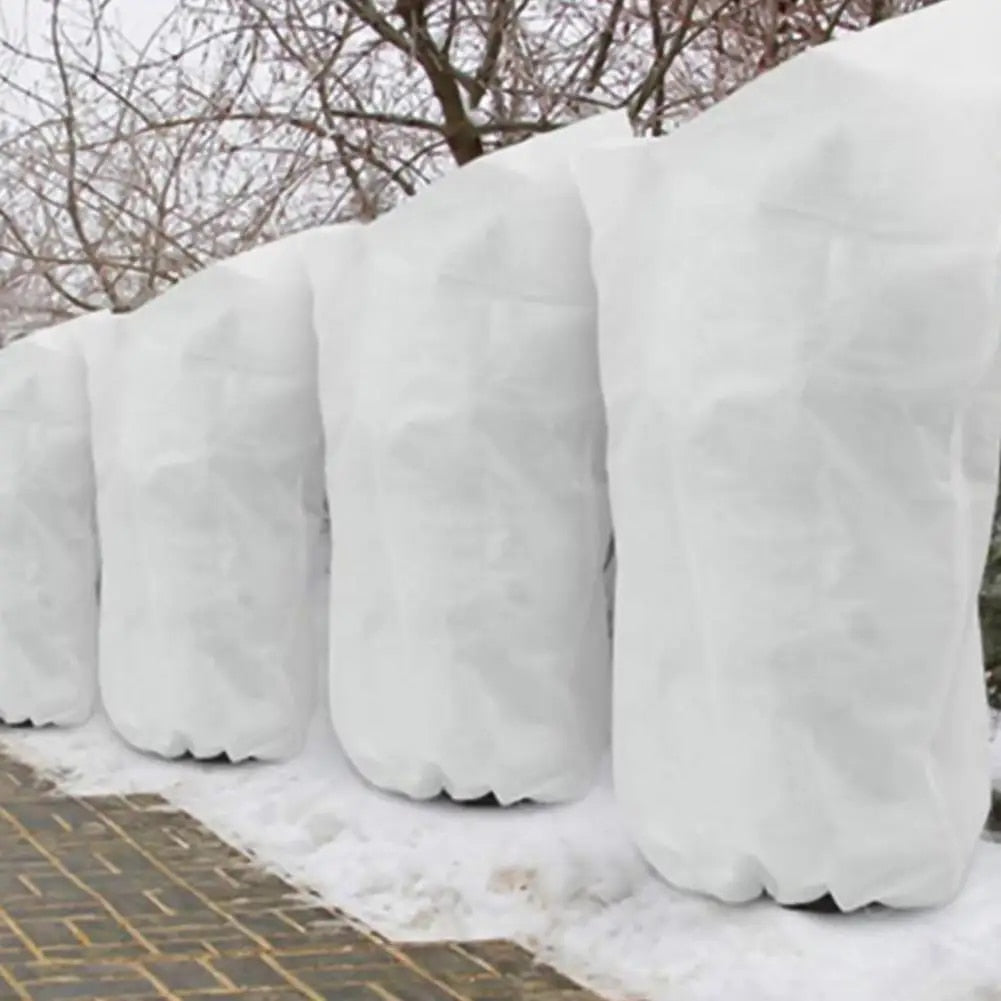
4 712 1001 1001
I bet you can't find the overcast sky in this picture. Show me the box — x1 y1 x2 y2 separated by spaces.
1 0 178 46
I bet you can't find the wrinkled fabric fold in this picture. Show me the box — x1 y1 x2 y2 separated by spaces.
0 314 100 725
577 0 1001 909
88 235 325 760
311 114 629 803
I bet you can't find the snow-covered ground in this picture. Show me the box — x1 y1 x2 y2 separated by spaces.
3 712 1001 1001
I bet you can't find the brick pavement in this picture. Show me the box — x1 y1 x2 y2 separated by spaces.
0 752 606 1001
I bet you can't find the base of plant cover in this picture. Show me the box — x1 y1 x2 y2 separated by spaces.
779 893 884 915
780 894 843 914
988 790 1001 837
175 750 248 766
438 790 530 808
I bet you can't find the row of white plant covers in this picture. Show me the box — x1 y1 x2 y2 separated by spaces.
1 0 998 912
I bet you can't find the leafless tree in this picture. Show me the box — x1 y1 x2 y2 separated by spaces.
0 0 937 342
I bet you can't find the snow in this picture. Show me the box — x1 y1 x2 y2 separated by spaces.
4 712 1001 1001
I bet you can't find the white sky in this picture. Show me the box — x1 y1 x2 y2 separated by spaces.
0 0 178 46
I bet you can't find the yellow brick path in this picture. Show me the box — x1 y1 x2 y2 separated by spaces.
0 752 605 1001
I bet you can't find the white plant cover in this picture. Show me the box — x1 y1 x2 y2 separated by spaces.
313 113 629 803
0 313 100 725
89 234 325 761
576 0 1001 910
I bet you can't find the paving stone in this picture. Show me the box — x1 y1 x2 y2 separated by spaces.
30 943 155 963
70 916 146 946
285 969 371 994
275 943 391 972
22 977 158 1001
398 944 492 979
178 993 308 1001
310 988 382 1001
449 978 524 1001
0 747 607 1001
373 972 462 1001
210 955 293 988
3 961 138 983
143 958 229 992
